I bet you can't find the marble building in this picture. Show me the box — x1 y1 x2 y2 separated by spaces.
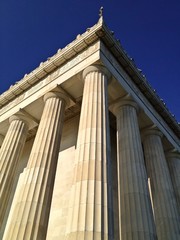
0 14 180 240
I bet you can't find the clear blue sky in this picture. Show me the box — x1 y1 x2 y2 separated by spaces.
0 0 180 121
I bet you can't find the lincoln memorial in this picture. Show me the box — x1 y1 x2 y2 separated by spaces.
0 15 179 240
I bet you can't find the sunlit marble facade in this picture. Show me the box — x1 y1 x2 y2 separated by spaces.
0 16 179 240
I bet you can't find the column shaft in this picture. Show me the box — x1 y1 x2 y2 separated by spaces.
3 92 68 240
113 101 156 240
0 115 29 228
166 152 180 210
0 135 4 147
142 131 180 240
66 66 113 239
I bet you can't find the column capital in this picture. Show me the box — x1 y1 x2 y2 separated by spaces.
141 127 163 140
166 150 180 160
43 91 70 107
110 98 139 116
9 114 31 128
82 65 111 80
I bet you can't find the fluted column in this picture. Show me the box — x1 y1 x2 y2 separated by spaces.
166 151 180 210
3 91 69 240
66 65 114 239
0 135 4 147
142 129 180 240
0 115 29 229
111 99 156 240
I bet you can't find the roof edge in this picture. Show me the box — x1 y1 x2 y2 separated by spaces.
0 16 179 138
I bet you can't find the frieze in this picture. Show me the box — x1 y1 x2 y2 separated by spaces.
49 42 99 81
0 42 99 117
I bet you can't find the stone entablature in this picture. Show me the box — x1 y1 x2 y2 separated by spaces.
0 42 100 119
0 17 179 139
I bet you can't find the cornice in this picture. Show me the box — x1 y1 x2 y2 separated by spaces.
0 16 179 138
0 17 104 107
99 22 180 138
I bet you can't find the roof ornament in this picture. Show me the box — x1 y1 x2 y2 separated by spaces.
98 6 104 24
99 6 103 18
98 6 104 23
